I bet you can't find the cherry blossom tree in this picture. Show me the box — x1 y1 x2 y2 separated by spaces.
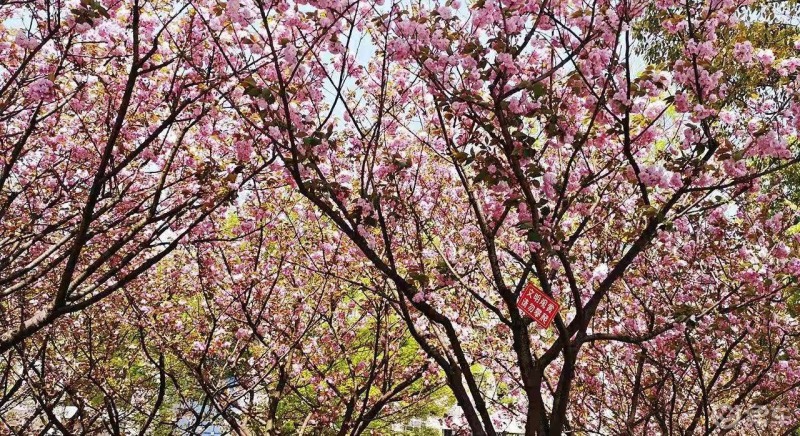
0 0 274 352
3 0 800 433
2 0 445 432
0 184 447 434
215 0 800 432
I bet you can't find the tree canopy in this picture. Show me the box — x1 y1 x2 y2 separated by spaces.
2 0 800 433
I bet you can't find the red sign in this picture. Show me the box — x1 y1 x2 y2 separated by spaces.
516 283 559 328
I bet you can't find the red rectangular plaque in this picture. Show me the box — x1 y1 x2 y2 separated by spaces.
516 283 559 328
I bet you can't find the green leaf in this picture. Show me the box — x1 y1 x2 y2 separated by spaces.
303 136 322 147
526 229 543 242
453 151 469 162
530 82 547 98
